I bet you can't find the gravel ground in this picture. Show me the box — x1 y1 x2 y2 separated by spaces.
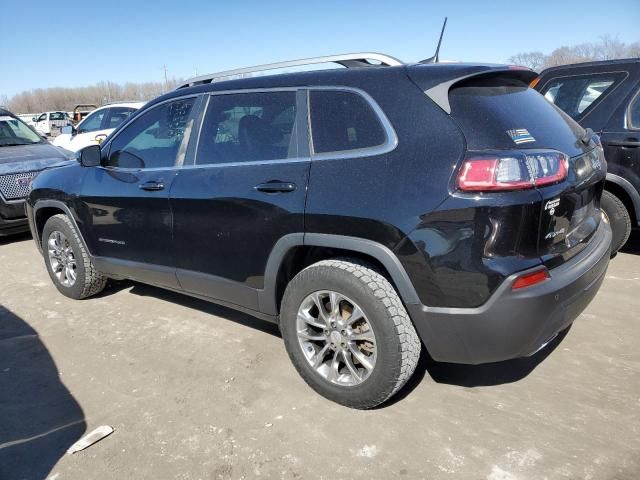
1 232 639 480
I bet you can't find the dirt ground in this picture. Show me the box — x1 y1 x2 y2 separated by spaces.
1 232 639 480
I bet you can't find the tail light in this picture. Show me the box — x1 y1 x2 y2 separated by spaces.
512 268 550 290
457 150 568 192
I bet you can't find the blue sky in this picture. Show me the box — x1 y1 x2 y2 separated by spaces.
2 0 638 98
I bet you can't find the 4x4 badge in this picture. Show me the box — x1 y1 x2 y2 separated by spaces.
506 128 535 144
545 198 560 215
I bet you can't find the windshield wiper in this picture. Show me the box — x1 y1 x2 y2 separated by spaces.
0 141 38 147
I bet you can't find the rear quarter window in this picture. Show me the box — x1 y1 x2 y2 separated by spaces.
540 72 626 120
309 90 387 155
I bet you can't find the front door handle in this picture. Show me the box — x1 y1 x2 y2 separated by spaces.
139 181 165 191
254 181 297 193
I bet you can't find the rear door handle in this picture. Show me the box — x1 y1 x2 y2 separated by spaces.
254 181 297 193
608 140 640 147
139 181 165 191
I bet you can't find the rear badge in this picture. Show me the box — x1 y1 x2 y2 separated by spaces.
545 198 560 215
506 128 536 144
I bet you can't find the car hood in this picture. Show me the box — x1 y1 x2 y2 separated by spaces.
0 143 74 175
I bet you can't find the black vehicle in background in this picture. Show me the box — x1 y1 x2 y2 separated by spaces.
0 109 71 236
27 53 611 408
533 59 640 253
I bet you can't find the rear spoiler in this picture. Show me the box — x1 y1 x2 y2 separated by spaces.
407 64 538 114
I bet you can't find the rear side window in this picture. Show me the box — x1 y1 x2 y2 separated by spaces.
541 73 625 119
310 90 386 154
196 91 297 165
106 97 196 169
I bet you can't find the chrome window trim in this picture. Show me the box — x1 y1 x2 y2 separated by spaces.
626 86 640 131
103 86 397 172
307 86 398 160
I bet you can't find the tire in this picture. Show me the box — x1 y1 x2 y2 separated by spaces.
601 190 631 255
280 258 421 409
42 214 107 299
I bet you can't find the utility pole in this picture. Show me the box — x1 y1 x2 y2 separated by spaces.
162 65 168 94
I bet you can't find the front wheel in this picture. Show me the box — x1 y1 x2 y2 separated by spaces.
280 259 421 409
42 214 107 299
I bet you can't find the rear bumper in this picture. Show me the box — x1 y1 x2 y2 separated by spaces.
407 220 612 364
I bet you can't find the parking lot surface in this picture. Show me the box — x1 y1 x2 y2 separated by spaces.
1 233 639 480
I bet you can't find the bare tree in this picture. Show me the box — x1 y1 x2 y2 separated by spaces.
508 51 545 71
509 35 640 71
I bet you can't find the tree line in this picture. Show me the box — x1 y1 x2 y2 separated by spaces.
1 79 182 114
509 35 640 72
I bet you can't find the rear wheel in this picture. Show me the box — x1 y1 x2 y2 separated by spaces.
42 214 107 299
280 259 421 409
601 190 631 255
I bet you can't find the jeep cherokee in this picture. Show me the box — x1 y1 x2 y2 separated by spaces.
27 53 612 408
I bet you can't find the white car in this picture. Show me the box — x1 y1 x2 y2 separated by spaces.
33 111 72 136
53 102 144 152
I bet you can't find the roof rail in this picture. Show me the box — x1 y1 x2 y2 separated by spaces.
176 52 404 89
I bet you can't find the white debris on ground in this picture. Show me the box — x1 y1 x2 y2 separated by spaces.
66 426 114 454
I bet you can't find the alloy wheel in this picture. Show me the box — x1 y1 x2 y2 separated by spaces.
47 230 77 287
296 290 377 386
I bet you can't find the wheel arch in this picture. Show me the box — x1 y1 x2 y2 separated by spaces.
605 173 640 226
258 233 421 316
32 200 90 254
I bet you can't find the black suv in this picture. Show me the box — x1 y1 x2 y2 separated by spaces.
27 53 611 408
1 109 70 236
533 59 640 253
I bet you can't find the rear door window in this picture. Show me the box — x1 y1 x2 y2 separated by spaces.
196 91 298 165
540 73 626 119
309 90 387 154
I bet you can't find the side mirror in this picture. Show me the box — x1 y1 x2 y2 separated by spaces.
61 125 74 135
95 134 107 145
78 145 102 167
32 117 37 122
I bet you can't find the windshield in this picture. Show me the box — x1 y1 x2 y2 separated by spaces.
0 115 42 146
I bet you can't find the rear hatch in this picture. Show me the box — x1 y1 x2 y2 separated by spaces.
408 65 606 265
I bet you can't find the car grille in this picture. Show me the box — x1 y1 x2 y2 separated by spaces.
0 171 38 200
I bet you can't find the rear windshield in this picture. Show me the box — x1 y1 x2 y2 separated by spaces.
449 78 587 157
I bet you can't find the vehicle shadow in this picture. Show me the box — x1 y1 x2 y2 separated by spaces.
0 305 86 479
102 280 281 338
422 327 569 388
102 280 567 406
0 231 32 246
620 230 640 255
